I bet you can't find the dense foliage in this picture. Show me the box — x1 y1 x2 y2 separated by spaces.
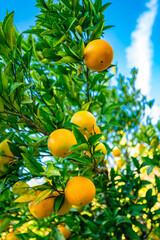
0 0 160 239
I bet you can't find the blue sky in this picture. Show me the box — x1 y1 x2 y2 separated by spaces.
0 0 159 123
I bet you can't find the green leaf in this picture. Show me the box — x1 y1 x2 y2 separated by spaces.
115 215 132 226
41 29 61 37
88 134 102 146
36 0 48 9
42 163 61 177
59 0 72 11
21 96 33 104
53 35 68 47
65 153 91 165
63 17 77 31
146 189 152 200
73 0 78 9
0 27 6 44
0 97 4 112
90 20 105 41
22 153 44 175
63 43 81 60
23 29 44 35
108 119 122 128
81 102 91 111
147 99 154 108
125 228 141 240
12 182 29 195
100 3 111 13
129 204 147 213
8 141 24 158
77 38 85 59
0 71 8 92
2 12 15 50
73 127 88 144
103 25 115 30
147 165 155 175
56 56 79 64
132 157 139 169
86 220 98 233
94 0 102 12
69 143 89 152
104 103 121 112
54 194 64 214
79 13 88 25
88 0 97 16
52 227 65 240
9 82 23 96
0 43 9 57
0 218 10 233
33 189 53 205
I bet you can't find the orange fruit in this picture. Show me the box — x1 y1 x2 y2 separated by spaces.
0 139 15 165
0 218 10 231
29 191 54 219
85 125 101 139
91 125 101 135
48 129 77 158
84 39 114 72
115 159 125 168
95 142 106 159
112 149 121 157
6 232 20 240
65 176 96 206
85 142 106 163
53 189 72 215
71 111 96 135
57 223 71 239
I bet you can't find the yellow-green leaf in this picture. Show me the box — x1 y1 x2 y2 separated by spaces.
14 194 36 203
33 189 53 205
12 181 29 195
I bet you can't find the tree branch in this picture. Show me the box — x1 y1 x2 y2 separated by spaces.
0 110 48 135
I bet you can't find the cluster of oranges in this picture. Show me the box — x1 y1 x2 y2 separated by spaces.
29 111 104 216
28 110 108 238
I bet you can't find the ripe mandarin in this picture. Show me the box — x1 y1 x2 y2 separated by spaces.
29 191 54 219
85 142 106 163
85 125 101 139
71 111 96 135
112 149 121 157
84 39 113 72
91 125 101 135
115 159 125 168
95 142 106 160
6 232 20 240
57 223 71 239
65 176 96 206
48 129 77 158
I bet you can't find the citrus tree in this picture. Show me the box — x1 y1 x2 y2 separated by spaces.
0 0 160 239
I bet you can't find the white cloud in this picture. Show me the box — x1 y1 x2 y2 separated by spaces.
126 0 158 95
